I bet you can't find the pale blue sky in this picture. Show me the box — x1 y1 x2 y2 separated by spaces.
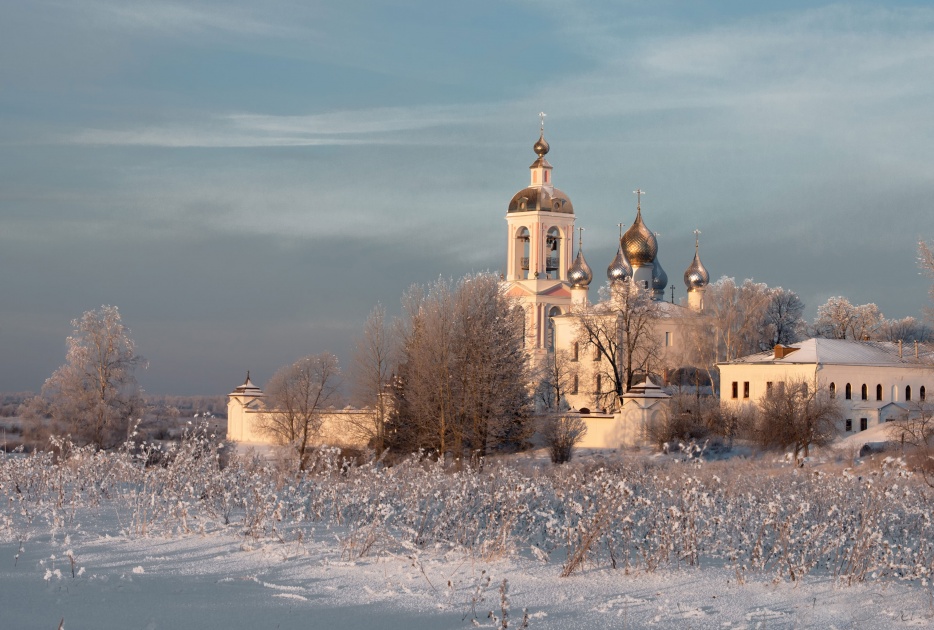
2 1 933 395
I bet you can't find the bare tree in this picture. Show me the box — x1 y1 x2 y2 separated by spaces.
762 287 806 348
574 281 661 406
391 273 532 458
259 353 341 470
535 349 575 412
754 379 842 463
349 304 394 453
812 296 883 340
705 277 773 361
887 401 934 487
22 306 144 449
541 414 587 464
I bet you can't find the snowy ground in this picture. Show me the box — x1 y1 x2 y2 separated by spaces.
3 437 934 629
4 526 934 629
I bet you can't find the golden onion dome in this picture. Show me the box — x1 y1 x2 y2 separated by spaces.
607 241 632 283
652 258 668 292
568 250 593 288
533 131 550 157
684 248 709 290
622 208 657 266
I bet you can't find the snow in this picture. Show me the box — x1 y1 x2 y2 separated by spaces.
4 530 932 629
3 435 934 629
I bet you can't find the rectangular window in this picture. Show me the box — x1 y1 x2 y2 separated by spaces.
860 418 868 431
571 342 579 362
593 344 600 361
731 381 738 399
845 419 852 432
743 382 750 399
665 331 672 347
766 381 773 397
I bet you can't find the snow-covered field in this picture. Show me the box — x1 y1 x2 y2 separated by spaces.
3 433 934 629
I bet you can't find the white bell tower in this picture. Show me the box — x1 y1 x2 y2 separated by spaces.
502 116 578 360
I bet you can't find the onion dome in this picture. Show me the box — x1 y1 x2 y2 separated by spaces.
533 131 550 157
652 258 668 292
568 250 593 288
607 240 632 283
622 207 657 265
684 244 710 291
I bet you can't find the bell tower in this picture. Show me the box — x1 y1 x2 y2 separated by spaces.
502 116 578 359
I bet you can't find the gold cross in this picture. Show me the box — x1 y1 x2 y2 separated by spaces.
633 188 645 210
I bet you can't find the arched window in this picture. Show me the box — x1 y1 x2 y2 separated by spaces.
861 384 868 400
545 227 561 278
515 227 531 279
595 374 602 393
906 385 912 401
571 374 579 395
572 342 579 362
547 306 561 349
876 384 883 401
845 383 852 400
829 383 836 398
921 386 926 401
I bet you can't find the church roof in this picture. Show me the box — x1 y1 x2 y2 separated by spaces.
721 338 934 367
507 186 574 214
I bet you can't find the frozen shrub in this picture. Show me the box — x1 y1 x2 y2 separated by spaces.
541 414 587 464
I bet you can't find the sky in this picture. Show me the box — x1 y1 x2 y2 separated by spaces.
2 1 934 396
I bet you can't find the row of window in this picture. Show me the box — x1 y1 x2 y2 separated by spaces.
829 382 926 402
730 380 928 403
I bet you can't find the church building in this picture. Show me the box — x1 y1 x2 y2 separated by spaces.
501 126 711 415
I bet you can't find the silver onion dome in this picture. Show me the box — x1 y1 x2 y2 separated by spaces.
684 248 709 291
652 258 668 292
622 208 658 266
568 250 593 288
607 241 632 283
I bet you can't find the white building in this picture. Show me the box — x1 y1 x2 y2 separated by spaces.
718 339 934 433
500 128 712 413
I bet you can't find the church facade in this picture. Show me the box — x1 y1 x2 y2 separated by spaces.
500 128 711 415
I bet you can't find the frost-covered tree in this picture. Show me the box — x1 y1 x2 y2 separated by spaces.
812 296 882 340
259 353 341 470
349 304 395 453
876 316 929 343
920 240 934 325
23 305 145 449
391 273 532 458
762 287 806 348
705 277 773 361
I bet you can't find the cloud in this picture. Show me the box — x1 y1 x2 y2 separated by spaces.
66 0 307 39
